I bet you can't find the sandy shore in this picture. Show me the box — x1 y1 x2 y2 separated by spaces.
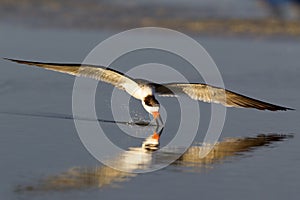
1 0 300 37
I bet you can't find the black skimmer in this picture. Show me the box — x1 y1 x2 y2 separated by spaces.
4 58 293 142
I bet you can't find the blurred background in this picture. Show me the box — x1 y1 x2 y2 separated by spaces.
0 0 300 36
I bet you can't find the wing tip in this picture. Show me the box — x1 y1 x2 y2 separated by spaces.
279 107 295 111
3 57 29 65
3 57 14 62
265 105 295 112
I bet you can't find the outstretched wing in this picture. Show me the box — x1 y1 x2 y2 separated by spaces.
154 83 293 111
5 58 140 98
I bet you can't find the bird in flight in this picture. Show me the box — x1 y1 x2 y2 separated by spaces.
4 58 293 141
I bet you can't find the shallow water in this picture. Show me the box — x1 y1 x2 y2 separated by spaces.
0 24 299 199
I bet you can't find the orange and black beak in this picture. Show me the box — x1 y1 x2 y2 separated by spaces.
152 111 160 120
152 131 160 140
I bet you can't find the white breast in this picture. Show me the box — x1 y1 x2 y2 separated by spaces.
142 101 159 114
131 85 153 100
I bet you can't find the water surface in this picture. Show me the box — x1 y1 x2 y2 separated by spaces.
0 24 299 200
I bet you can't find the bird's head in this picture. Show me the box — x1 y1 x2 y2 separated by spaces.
142 95 160 119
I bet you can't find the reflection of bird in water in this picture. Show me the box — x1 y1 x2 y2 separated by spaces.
15 134 292 192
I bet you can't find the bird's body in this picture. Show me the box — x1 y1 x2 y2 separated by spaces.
4 58 293 134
